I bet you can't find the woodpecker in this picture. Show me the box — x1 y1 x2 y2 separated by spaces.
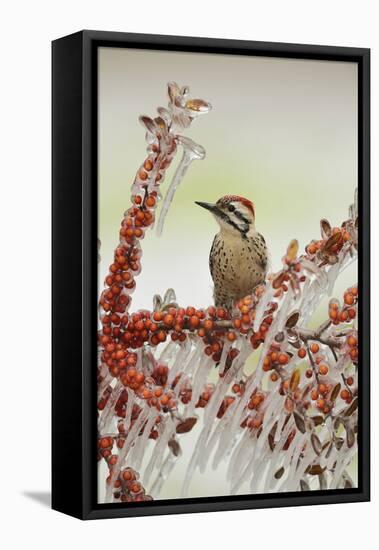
195 195 268 309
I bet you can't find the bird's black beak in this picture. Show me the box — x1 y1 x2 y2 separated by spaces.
195 201 221 216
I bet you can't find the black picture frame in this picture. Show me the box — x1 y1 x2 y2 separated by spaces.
52 30 370 520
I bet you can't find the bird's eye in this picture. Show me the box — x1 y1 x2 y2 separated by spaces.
228 204 235 212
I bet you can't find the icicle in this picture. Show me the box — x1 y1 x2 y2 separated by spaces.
158 340 180 364
150 451 177 498
105 406 150 503
211 403 241 471
124 389 134 433
97 371 113 398
256 393 285 451
227 430 251 482
186 355 214 416
229 431 254 484
250 448 271 493
156 136 206 236
98 382 123 434
276 432 307 492
129 411 157 472
181 426 208 497
167 339 194 385
145 416 175 487
326 261 342 296
253 284 274 332
230 435 258 494
289 445 318 492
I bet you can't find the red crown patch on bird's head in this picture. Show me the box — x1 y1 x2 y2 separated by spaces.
217 195 255 217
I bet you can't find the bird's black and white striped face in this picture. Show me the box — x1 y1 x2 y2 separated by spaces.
195 195 256 237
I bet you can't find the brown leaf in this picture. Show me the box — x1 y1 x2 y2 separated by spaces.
176 417 197 434
286 311 300 329
344 397 358 417
311 433 322 455
320 218 332 239
168 439 181 457
306 464 326 475
346 426 355 448
324 231 342 252
274 467 285 479
293 411 306 434
139 115 156 134
290 369 301 392
330 383 341 403
290 338 302 349
268 422 278 451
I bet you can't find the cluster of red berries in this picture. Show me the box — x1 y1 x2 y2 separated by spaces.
97 385 112 411
98 436 115 461
306 227 351 257
195 384 215 408
302 344 329 378
263 347 290 372
238 391 266 430
310 381 339 414
340 372 356 403
346 332 358 362
329 286 358 324
113 467 153 503
99 192 157 321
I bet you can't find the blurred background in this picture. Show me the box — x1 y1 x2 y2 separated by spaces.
98 46 358 500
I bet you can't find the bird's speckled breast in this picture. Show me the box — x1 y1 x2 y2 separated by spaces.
210 231 267 308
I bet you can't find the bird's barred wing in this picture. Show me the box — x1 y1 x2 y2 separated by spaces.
252 233 268 271
209 235 218 279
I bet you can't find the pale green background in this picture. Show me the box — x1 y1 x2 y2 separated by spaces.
98 47 357 500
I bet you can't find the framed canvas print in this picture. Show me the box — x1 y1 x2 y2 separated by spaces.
52 31 370 520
